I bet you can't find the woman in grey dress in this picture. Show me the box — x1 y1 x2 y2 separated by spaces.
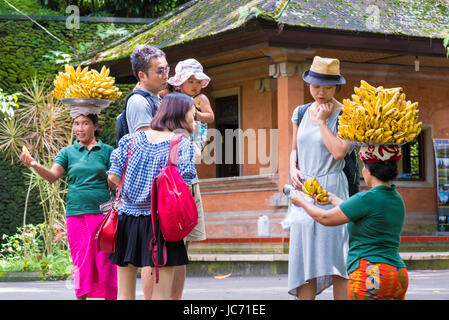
288 56 351 300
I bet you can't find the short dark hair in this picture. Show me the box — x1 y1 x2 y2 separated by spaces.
364 161 398 182
86 114 99 137
150 93 195 134
130 44 165 81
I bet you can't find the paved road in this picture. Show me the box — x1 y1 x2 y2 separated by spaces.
0 269 448 300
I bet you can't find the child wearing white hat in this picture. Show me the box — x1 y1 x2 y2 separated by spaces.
165 58 212 300
167 58 214 150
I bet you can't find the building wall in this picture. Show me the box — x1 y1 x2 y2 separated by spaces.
197 59 286 238
195 57 448 238
195 58 278 180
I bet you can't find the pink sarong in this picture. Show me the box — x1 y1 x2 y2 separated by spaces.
66 214 117 300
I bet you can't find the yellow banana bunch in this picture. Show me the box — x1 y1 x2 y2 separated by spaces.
338 80 421 145
302 179 328 202
52 64 122 101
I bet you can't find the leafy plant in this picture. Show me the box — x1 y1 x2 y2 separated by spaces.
0 224 72 279
0 77 72 257
43 50 73 65
0 115 27 163
0 89 19 119
410 139 420 179
96 23 130 40
0 224 43 264
36 0 190 18
0 0 64 16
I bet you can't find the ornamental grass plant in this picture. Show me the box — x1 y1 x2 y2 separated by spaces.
0 77 73 279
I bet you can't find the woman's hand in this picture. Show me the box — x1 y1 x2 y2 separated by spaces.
327 192 344 207
315 99 350 161
290 190 306 208
292 190 350 226
316 102 334 124
19 152 64 183
19 151 37 168
314 194 331 206
290 167 305 190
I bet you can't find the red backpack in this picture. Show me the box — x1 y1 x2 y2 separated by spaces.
149 134 198 282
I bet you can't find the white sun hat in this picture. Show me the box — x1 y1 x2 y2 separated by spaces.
168 58 211 88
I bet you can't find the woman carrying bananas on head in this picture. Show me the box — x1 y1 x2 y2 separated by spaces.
290 146 408 300
19 107 118 300
287 56 351 300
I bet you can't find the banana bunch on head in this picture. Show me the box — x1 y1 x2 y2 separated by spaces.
302 179 328 203
52 64 122 101
338 80 421 145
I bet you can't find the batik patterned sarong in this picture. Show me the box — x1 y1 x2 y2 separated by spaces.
348 258 408 300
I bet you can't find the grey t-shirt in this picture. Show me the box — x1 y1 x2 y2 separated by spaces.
125 88 161 133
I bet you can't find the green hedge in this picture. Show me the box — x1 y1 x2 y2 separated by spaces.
0 159 45 236
0 17 141 239
0 19 141 94
0 0 63 16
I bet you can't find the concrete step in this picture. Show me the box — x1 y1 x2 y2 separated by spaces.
186 252 449 276
189 236 449 255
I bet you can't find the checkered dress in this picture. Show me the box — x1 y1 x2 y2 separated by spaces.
107 130 198 216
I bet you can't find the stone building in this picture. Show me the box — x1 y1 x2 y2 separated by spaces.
88 0 449 239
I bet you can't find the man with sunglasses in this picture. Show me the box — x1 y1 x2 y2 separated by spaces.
116 44 169 144
114 44 172 300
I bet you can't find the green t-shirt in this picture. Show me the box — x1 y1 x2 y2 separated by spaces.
54 140 114 217
339 185 406 274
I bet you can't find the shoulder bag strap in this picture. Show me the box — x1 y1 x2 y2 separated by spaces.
167 133 184 166
124 89 153 115
114 133 138 202
295 102 313 127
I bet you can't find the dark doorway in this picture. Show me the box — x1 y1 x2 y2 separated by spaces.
215 95 240 178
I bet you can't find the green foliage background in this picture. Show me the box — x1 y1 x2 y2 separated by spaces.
0 16 141 239
0 161 43 238
0 0 190 18
36 0 190 18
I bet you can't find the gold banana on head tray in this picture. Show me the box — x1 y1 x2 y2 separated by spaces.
338 80 421 146
52 64 122 102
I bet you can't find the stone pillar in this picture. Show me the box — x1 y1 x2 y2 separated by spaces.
269 62 308 193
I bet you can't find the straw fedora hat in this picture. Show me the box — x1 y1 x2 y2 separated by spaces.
302 56 346 85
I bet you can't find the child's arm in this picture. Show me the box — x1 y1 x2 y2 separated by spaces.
194 94 214 123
